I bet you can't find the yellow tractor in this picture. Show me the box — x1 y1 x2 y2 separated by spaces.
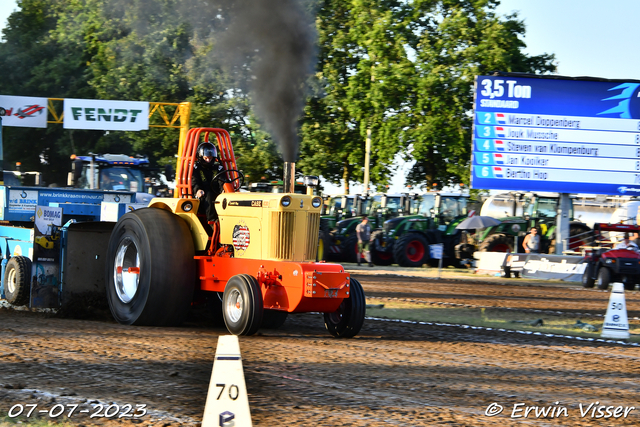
105 128 366 337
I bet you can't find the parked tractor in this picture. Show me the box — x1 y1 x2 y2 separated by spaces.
370 193 474 267
329 193 409 263
248 179 308 194
477 193 591 255
68 153 173 199
582 223 640 291
104 128 365 337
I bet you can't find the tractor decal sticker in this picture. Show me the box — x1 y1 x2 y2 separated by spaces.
232 222 250 255
228 200 262 207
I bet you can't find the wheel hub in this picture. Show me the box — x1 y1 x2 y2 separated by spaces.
227 289 244 323
114 237 140 304
406 241 425 262
6 269 16 294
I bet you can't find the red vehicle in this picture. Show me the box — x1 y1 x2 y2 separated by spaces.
582 223 640 291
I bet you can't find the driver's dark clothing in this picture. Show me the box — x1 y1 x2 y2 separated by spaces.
192 161 224 221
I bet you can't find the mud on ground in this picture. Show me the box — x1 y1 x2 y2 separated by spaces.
1 273 639 426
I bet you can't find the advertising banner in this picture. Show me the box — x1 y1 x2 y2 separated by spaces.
0 95 48 128
504 253 586 282
31 206 63 308
63 98 149 131
472 75 640 195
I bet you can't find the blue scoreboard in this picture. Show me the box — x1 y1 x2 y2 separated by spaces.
471 74 640 196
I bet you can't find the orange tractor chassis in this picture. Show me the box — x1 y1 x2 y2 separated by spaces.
196 257 350 314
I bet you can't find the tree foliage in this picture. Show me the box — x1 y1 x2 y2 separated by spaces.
303 0 555 191
0 0 555 190
0 0 285 185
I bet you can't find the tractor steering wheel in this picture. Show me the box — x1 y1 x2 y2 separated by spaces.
212 169 244 189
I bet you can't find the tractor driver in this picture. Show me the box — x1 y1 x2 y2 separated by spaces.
615 233 639 251
193 142 225 222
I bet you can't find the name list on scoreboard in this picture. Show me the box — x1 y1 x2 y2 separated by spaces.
471 75 640 195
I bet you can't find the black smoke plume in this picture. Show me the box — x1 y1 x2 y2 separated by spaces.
216 0 317 163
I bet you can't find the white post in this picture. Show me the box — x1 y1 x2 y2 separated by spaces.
363 128 371 194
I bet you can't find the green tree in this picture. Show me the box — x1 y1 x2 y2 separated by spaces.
302 0 555 192
300 0 414 192
401 0 555 190
0 0 285 185
0 0 102 184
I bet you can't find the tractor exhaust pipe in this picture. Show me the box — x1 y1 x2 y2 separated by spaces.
283 162 295 193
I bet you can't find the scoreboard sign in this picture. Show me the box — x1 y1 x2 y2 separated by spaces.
471 74 640 195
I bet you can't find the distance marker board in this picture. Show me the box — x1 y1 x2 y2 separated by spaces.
471 74 640 195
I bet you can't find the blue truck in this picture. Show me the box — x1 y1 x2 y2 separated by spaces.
0 119 149 310
0 184 147 310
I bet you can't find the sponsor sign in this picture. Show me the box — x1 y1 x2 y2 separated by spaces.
31 206 63 309
63 98 149 131
8 189 38 212
429 243 443 260
505 253 586 281
472 75 640 195
0 95 48 128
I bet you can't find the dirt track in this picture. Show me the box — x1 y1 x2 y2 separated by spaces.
1 272 640 426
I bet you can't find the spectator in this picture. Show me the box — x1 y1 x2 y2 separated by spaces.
522 227 540 254
355 215 373 267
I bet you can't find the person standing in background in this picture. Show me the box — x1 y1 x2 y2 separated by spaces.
522 227 540 254
356 215 373 267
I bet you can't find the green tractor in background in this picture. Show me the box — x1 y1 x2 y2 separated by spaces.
475 193 591 255
318 194 358 261
370 193 478 267
323 194 411 263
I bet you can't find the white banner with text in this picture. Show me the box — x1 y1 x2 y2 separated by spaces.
63 99 149 131
0 95 48 128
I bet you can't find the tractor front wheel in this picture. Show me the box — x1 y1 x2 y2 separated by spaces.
582 264 595 288
596 267 611 290
370 230 393 266
4 256 32 306
105 208 196 326
223 274 264 336
324 277 365 338
343 234 360 264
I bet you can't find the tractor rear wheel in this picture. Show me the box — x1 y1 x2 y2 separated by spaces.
106 208 195 326
370 230 393 266
581 264 595 288
222 274 264 336
393 233 429 267
596 267 611 290
324 277 365 338
261 309 288 329
4 256 32 306
478 234 514 253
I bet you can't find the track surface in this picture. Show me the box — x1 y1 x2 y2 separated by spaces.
1 273 639 426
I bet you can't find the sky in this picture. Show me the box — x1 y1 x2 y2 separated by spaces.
2 0 640 194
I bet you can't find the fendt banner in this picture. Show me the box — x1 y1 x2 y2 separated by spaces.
0 95 48 128
471 74 640 196
63 98 149 131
